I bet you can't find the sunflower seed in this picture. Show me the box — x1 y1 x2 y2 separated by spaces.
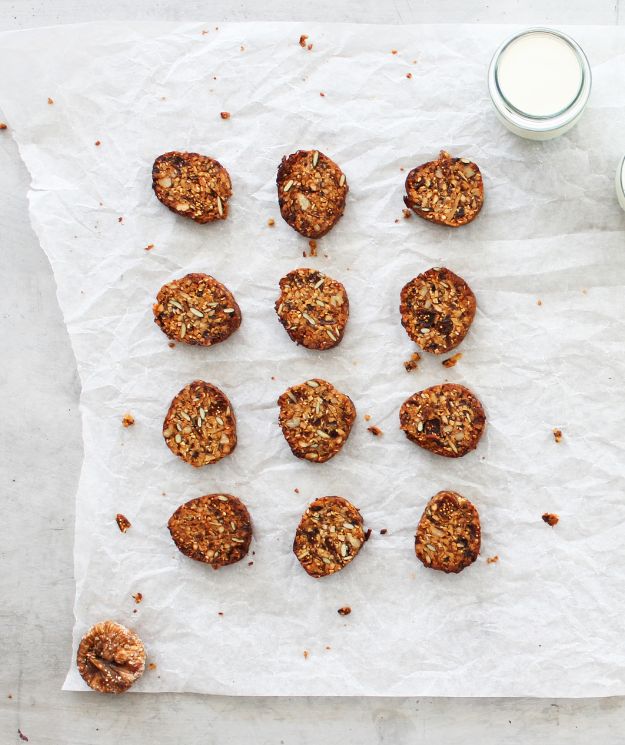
312 150 319 167
216 196 223 216
339 174 346 187
189 307 204 318
284 179 294 193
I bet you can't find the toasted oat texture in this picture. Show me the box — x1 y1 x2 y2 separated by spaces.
152 151 232 223
153 273 241 346
275 268 349 350
293 496 366 578
277 150 348 238
415 491 481 573
163 380 236 467
278 379 356 463
404 150 484 227
400 383 485 458
77 621 146 694
400 267 476 354
168 494 252 569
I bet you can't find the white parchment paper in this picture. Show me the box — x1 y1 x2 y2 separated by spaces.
1 22 625 696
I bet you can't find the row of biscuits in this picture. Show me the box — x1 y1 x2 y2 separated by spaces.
154 266 476 355
163 378 486 465
76 489 480 693
152 149 485 233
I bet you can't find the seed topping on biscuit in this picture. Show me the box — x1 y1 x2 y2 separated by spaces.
404 150 484 227
400 267 476 354
415 491 481 573
293 496 366 578
152 151 232 223
163 380 236 467
153 273 241 346
278 379 356 462
400 383 485 458
275 268 349 350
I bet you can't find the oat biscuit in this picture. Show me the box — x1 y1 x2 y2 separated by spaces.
404 151 484 227
163 380 236 467
400 267 476 355
293 496 366 578
275 268 349 350
152 151 232 223
76 621 146 694
400 383 485 457
276 150 348 238
278 379 356 463
168 494 252 569
415 491 481 573
153 273 241 346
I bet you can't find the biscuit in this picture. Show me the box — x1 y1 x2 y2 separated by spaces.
293 496 366 578
404 150 484 227
152 151 232 223
76 620 146 694
400 383 485 457
278 379 356 463
400 267 476 354
163 380 236 467
275 268 349 350
168 494 252 569
277 150 348 238
153 273 241 346
415 491 481 573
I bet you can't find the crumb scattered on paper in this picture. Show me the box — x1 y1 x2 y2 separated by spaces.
133 592 143 604
267 218 275 227
338 607 352 616
487 555 499 565
542 513 559 527
367 425 383 436
553 429 563 443
115 514 131 533
442 352 463 368
404 352 421 371
220 111 230 119
121 413 135 427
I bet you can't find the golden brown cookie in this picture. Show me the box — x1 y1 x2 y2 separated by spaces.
278 379 356 463
76 621 146 694
152 151 232 223
153 273 241 346
404 150 484 227
400 267 476 354
275 268 349 350
163 380 236 467
400 383 485 458
276 150 348 238
293 496 366 578
415 491 481 573
168 494 252 569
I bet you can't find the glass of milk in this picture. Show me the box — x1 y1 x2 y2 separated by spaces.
488 28 591 140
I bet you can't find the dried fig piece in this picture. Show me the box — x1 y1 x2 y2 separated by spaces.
76 620 146 694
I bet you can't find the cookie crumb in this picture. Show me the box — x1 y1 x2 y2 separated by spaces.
148 663 157 671
144 243 155 251
18 730 29 742
267 218 275 227
7 693 13 699
303 650 309 659
95 140 101 146
220 111 230 120
364 528 372 541
537 299 543 306
406 72 412 79
325 645 331 651
400 166 404 171
319 91 325 97
402 208 412 219
542 512 559 527
168 342 176 349
47 97 54 105
116 513 131 533
442 352 463 368
118 216 124 223
404 352 421 372
394 218 399 223
553 428 563 443
0 122 7 130
391 49 398 54
307 43 313 51
487 555 499 564
299 34 308 47
294 488 300 494
380 528 388 535
337 607 351 616
132 592 143 604
201 30 208 35
364 414 372 422
240 45 245 52
367 425 383 437
121 413 135 428
308 239 318 256
248 561 254 566
218 611 224 616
